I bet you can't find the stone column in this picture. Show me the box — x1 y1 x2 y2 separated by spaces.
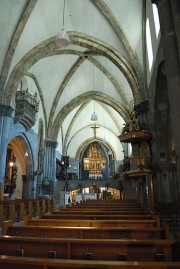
22 174 33 200
44 140 58 193
146 174 155 213
0 76 6 103
170 0 180 61
153 0 180 197
139 178 147 209
0 105 14 198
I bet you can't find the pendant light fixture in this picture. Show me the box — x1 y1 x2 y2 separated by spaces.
55 0 70 48
91 52 97 120
90 4 97 122
91 111 98 121
91 68 97 121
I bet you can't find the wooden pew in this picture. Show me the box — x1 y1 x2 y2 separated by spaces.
66 206 146 212
70 199 142 205
1 256 180 269
2 220 169 240
70 204 143 208
72 199 141 205
1 199 178 267
0 236 175 261
60 201 149 215
41 213 153 220
79 199 137 202
43 201 153 221
76 199 140 205
24 216 160 228
0 199 32 225
73 205 145 208
55 209 147 214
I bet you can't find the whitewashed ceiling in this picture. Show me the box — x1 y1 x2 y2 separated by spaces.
0 0 147 160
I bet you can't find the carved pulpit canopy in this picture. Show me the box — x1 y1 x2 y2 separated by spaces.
119 111 151 143
15 89 39 130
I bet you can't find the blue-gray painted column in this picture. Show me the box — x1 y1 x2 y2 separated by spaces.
0 105 14 198
44 140 58 193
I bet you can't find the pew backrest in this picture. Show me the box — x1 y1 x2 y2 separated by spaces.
24 216 160 228
0 236 175 261
2 221 169 240
0 255 180 269
40 213 153 220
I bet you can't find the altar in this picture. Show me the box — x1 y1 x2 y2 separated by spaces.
75 193 97 203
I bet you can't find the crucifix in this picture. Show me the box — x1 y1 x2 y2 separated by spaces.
91 124 100 138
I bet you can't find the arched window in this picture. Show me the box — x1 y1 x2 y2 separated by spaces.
152 4 160 38
146 18 153 71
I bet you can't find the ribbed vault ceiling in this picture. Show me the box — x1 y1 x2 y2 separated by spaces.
0 0 146 160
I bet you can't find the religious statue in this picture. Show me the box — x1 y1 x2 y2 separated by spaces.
121 111 143 134
128 111 142 132
89 144 100 158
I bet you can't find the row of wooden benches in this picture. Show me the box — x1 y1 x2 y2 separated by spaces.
0 199 180 268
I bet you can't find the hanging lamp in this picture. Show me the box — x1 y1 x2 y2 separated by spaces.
91 99 98 121
55 0 70 48
91 111 98 121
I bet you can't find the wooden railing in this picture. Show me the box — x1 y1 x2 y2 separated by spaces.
0 198 55 226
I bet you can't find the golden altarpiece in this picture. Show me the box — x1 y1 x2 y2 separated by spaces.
83 144 106 179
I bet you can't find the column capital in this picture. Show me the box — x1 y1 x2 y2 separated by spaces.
45 140 58 148
0 104 14 117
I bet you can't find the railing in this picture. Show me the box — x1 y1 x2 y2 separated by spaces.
155 203 180 233
61 178 122 192
0 198 55 226
81 172 120 181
